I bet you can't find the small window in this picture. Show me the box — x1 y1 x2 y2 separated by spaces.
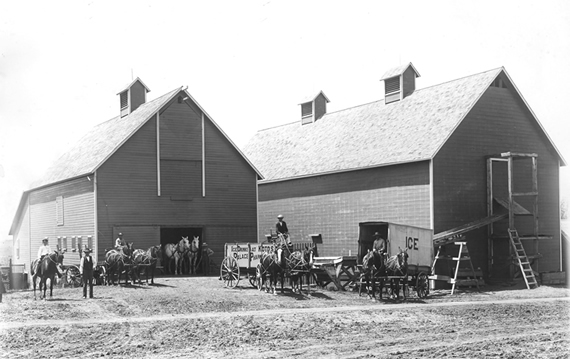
301 102 312 118
491 78 508 88
77 236 83 251
87 236 93 251
57 236 62 250
71 236 76 252
63 236 67 250
120 91 128 109
56 196 64 226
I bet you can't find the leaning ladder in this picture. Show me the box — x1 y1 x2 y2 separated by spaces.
508 228 539 289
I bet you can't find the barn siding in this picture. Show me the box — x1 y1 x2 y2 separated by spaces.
434 85 561 274
258 161 431 257
96 95 258 261
11 200 31 268
22 178 96 266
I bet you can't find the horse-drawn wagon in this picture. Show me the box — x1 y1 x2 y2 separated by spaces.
220 242 273 288
357 221 433 299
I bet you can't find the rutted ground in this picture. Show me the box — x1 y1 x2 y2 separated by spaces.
0 277 568 358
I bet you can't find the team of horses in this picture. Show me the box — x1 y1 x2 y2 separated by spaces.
257 234 315 296
360 247 409 301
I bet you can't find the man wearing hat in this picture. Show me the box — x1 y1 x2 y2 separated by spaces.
115 233 126 249
275 215 289 237
35 237 52 275
80 247 96 299
201 243 215 275
372 232 388 255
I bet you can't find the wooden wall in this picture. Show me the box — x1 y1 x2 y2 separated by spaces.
434 82 561 274
96 93 258 265
258 161 431 257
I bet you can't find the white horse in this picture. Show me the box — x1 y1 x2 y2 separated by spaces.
164 237 190 275
186 236 200 275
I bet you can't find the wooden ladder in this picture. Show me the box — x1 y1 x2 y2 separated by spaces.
508 228 539 289
449 242 480 295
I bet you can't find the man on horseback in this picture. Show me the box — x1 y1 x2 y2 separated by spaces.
35 237 52 275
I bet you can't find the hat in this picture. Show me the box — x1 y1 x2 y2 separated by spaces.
84 248 92 253
118 233 123 236
277 214 284 219
42 237 49 242
202 243 208 247
373 232 381 237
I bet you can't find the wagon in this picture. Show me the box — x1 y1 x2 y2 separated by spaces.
63 264 107 287
357 221 434 298
220 242 275 288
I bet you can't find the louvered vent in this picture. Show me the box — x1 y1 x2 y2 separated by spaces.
120 92 128 109
384 77 401 104
301 103 312 118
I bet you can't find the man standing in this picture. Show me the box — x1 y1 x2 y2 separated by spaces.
275 215 289 237
80 248 95 299
35 237 52 275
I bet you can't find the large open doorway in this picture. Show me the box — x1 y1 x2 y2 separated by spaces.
160 227 203 275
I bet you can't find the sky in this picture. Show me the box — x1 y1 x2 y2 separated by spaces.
1 0 569 243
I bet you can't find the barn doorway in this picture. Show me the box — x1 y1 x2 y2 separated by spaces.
160 227 203 275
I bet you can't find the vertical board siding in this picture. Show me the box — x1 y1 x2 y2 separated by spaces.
258 161 431 257
114 226 160 251
97 97 258 261
434 86 561 273
12 201 31 267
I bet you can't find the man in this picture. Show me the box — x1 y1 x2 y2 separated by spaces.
275 215 289 237
35 237 52 275
372 232 387 255
80 247 95 299
115 233 126 249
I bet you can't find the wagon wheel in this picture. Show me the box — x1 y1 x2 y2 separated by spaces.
255 263 263 291
416 272 429 299
65 265 81 287
220 256 240 288
248 269 257 288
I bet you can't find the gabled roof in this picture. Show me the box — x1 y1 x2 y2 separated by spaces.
30 88 181 189
380 62 421 80
245 67 559 183
117 77 151 94
298 91 330 105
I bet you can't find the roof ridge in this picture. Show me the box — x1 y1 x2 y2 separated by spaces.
414 67 503 93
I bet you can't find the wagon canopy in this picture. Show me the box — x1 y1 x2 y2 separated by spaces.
358 221 434 271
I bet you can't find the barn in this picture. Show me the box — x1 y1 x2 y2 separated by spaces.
9 78 262 272
243 63 566 280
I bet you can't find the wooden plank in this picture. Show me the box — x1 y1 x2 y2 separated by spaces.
433 213 508 246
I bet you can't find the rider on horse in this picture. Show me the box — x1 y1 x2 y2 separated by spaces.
35 237 52 275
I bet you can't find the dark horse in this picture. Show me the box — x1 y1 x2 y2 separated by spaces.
258 250 280 295
273 233 293 294
31 250 65 300
132 245 162 285
105 243 134 285
359 250 385 300
385 248 409 300
289 246 314 295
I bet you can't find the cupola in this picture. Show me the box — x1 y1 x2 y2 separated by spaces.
299 91 330 125
117 77 151 117
380 63 420 104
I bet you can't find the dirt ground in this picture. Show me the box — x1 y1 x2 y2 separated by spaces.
0 275 569 359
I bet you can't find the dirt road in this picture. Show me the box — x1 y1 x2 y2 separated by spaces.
1 277 568 358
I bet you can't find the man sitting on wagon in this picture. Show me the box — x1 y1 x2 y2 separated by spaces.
115 233 126 249
372 232 388 258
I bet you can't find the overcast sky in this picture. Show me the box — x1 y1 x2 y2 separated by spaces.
1 0 569 240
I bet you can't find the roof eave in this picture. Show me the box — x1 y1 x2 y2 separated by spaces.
258 158 430 184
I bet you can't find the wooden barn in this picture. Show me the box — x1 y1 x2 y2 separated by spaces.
10 78 262 271
243 63 566 280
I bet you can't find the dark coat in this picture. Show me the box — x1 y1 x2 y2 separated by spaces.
276 221 289 234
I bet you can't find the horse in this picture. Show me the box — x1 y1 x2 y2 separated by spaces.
385 248 409 300
359 250 385 300
132 245 162 285
288 246 314 295
31 250 65 300
163 237 190 275
186 236 200 275
273 233 294 294
258 250 281 295
105 243 134 285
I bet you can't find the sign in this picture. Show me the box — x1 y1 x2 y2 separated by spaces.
224 243 277 268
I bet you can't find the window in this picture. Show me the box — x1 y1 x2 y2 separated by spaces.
56 196 64 226
120 91 128 109
87 236 93 251
57 237 62 251
491 78 507 88
301 102 312 118
71 236 76 252
63 236 67 250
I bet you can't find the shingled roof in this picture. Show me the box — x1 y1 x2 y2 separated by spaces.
31 87 181 189
243 68 503 182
